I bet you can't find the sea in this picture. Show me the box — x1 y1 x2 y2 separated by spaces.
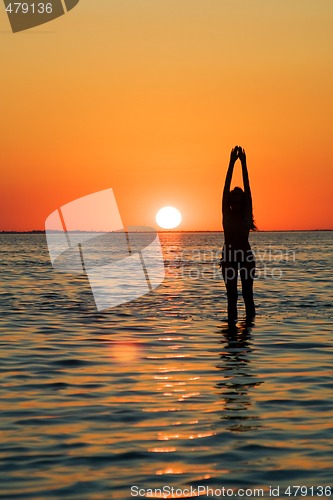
0 231 332 499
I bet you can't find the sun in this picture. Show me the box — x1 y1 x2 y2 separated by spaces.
156 206 182 229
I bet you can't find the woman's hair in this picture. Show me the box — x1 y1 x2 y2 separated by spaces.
229 187 258 231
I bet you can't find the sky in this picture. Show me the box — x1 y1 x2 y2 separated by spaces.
1 0 333 231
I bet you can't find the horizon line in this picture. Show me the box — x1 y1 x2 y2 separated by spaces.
1 229 333 234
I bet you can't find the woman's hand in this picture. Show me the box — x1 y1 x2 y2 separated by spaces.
230 146 239 165
238 147 246 165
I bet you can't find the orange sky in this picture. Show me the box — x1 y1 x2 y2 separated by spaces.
1 0 333 231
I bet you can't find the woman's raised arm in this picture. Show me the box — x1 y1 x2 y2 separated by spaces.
238 147 252 208
222 147 238 214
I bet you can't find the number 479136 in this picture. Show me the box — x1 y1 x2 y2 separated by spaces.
284 485 331 496
5 3 53 14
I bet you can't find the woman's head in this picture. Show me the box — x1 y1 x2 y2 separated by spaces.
229 187 245 212
229 187 257 230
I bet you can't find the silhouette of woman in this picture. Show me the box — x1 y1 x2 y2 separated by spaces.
221 146 256 323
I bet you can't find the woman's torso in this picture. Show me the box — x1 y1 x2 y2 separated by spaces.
222 211 252 260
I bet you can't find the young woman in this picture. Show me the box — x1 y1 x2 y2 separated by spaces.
221 146 256 322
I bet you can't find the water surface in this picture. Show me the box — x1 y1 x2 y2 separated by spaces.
0 232 332 499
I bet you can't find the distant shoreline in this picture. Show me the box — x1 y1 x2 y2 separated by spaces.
1 229 332 234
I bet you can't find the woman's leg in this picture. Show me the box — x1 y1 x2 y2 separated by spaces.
240 259 256 319
222 262 239 321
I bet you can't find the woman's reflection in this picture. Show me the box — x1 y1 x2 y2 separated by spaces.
215 320 262 432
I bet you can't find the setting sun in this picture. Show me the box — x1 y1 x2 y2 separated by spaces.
156 206 182 229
